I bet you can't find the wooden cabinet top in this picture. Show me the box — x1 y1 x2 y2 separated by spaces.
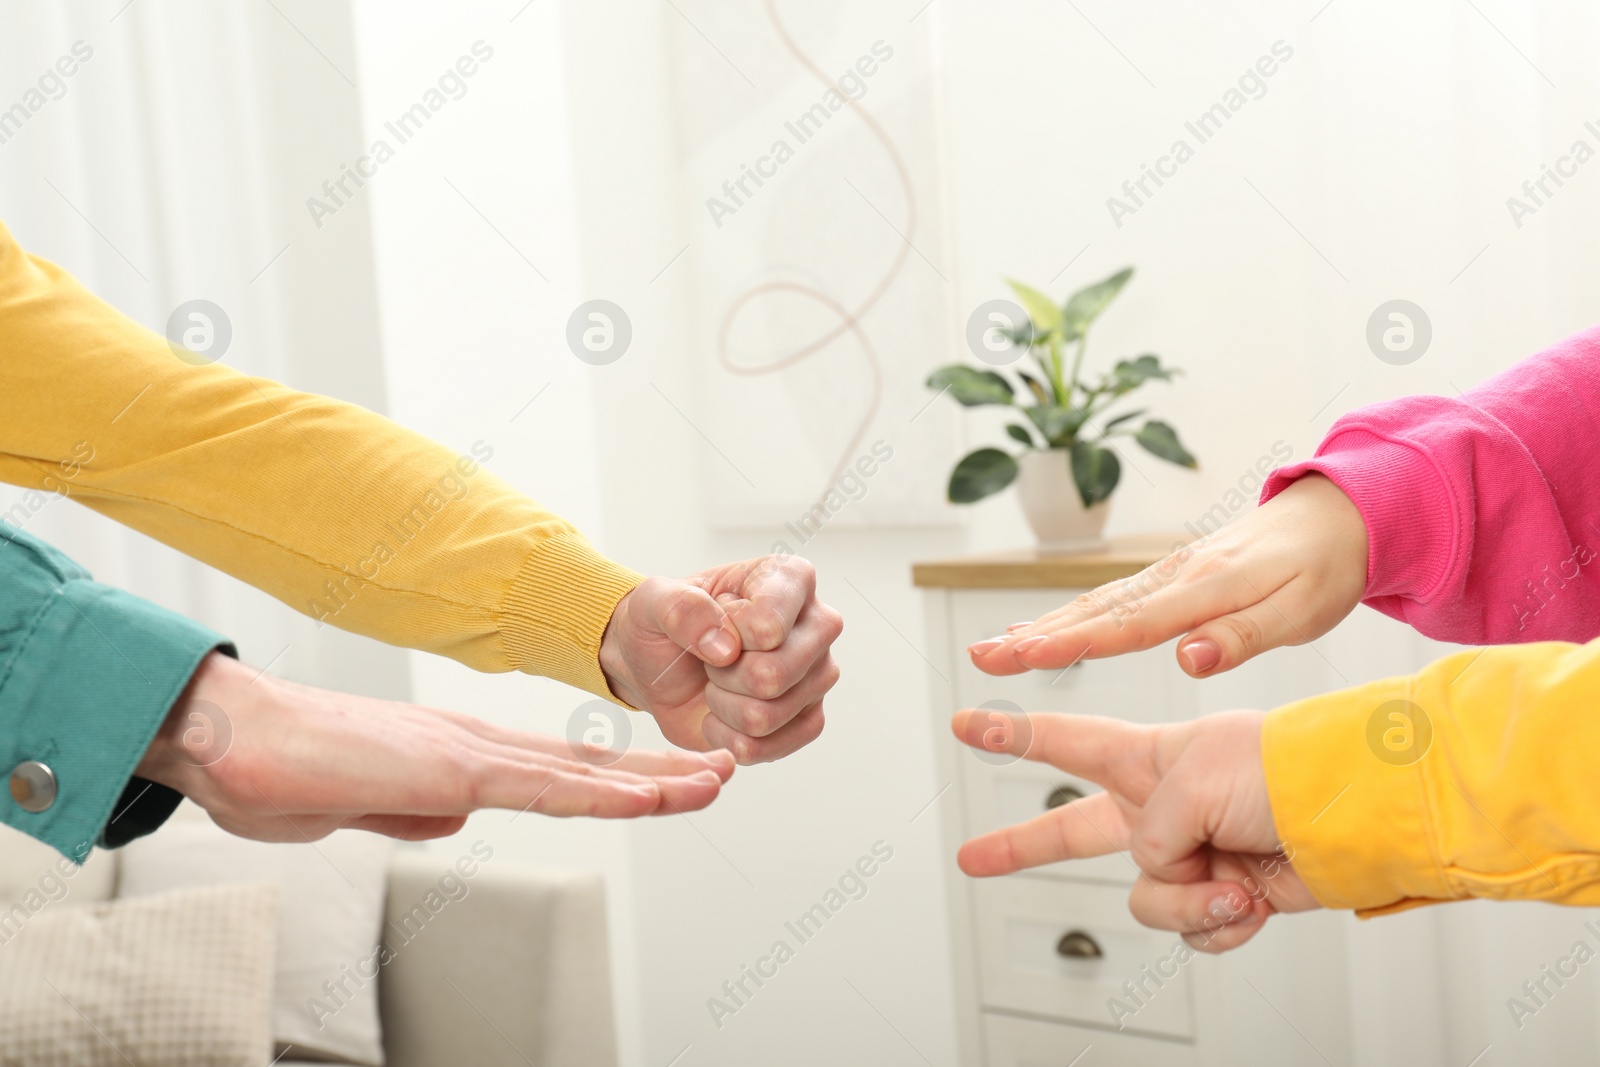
911 534 1185 590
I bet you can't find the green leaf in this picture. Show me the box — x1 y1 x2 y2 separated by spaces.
1070 440 1121 506
1015 370 1051 407
948 447 1020 504
926 365 1015 406
996 321 1040 348
1101 408 1146 433
1108 354 1174 394
1005 423 1036 447
1135 420 1198 468
1026 405 1089 446
1005 278 1063 335
1062 267 1134 334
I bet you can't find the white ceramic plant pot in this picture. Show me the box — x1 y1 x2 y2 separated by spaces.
1016 449 1111 553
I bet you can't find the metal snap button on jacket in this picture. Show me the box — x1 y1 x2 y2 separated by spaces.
9 761 57 813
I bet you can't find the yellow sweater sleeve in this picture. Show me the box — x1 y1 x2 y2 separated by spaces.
0 221 643 699
1263 639 1600 917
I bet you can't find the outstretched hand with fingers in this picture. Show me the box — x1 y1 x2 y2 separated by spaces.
136 652 737 844
952 708 1321 952
599 555 843 764
967 474 1368 680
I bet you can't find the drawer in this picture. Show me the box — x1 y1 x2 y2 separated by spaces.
973 878 1195 1040
948 591 1186 725
984 1012 1197 1067
961 755 1137 885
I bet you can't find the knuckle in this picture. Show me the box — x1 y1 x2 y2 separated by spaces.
454 757 489 811
746 660 788 700
748 610 785 648
1070 588 1110 615
1216 612 1264 654
818 604 844 641
819 657 842 694
1112 613 1151 646
1188 544 1237 580
1126 891 1157 930
800 702 826 744
736 699 778 738
1129 826 1166 870
729 733 760 764
660 594 698 636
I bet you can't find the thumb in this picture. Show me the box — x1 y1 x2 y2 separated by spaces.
639 578 742 667
1174 582 1312 677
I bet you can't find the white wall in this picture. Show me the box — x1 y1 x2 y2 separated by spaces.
550 1 1600 1065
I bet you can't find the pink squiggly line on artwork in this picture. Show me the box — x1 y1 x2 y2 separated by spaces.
715 0 918 510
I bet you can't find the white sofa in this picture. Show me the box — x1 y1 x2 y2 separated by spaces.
0 825 619 1067
373 851 619 1067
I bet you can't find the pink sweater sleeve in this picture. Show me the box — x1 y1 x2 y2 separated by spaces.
1260 323 1600 644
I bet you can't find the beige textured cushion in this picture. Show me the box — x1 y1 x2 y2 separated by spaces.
0 882 277 1065
117 803 393 1066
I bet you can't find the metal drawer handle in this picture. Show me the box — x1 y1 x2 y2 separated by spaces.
1056 929 1103 960
1045 784 1085 810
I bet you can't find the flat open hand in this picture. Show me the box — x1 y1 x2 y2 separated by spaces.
599 554 842 764
952 708 1320 952
136 652 736 843
968 473 1368 680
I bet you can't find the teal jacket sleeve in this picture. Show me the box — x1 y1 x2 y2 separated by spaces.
0 524 233 860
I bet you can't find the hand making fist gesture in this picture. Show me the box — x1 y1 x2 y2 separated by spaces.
600 554 843 764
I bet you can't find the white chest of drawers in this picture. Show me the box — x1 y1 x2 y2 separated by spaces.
914 539 1345 1067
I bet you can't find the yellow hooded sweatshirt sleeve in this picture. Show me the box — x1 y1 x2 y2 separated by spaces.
0 221 642 698
1264 639 1600 917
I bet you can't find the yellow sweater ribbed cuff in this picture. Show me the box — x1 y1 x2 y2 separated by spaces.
501 534 645 703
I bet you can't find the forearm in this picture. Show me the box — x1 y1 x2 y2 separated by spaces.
0 221 642 697
1261 324 1600 645
1263 638 1600 916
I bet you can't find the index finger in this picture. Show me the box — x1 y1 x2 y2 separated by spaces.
726 556 816 652
957 792 1132 877
968 562 1241 675
950 710 1160 802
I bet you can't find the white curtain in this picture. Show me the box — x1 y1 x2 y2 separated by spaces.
0 0 410 699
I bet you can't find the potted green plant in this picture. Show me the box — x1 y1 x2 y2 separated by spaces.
927 267 1197 551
